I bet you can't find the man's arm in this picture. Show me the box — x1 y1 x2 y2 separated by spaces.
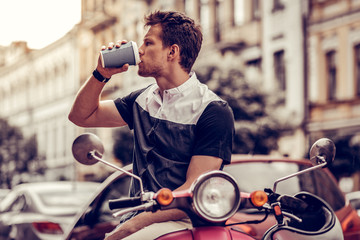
68 76 126 128
68 42 129 128
104 155 223 240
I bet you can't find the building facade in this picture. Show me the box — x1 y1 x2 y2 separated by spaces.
306 0 360 190
261 0 308 157
307 0 360 140
0 32 79 182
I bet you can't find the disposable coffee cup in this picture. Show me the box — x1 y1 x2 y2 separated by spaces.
100 41 140 68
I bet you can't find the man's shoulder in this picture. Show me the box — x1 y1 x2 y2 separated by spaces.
120 84 156 102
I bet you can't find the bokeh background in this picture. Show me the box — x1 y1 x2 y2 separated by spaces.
0 0 360 194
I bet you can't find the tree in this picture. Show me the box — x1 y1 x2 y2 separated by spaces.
326 135 360 181
196 65 295 154
112 127 134 166
0 118 42 188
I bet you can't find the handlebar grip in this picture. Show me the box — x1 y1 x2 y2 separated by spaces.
109 197 142 210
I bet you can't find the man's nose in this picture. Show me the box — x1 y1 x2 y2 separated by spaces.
138 44 144 55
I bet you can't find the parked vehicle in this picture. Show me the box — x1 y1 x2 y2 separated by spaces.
0 181 100 240
346 191 360 217
64 170 132 240
65 133 360 239
225 156 360 240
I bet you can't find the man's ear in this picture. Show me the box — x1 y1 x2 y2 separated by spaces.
168 44 180 60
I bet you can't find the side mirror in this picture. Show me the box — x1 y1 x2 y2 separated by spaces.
309 138 336 166
72 133 104 165
72 133 145 195
273 138 336 192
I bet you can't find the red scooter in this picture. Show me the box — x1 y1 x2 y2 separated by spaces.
72 134 344 240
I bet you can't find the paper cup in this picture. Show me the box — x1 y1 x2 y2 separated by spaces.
100 41 140 68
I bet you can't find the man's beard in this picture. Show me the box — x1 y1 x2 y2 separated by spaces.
138 67 150 77
138 63 162 78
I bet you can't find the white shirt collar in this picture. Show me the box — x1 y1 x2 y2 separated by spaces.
153 71 198 96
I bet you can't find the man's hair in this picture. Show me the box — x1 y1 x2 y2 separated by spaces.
144 10 203 73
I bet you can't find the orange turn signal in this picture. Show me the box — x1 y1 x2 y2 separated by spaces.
156 188 174 206
250 191 268 207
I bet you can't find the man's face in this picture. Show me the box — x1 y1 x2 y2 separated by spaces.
138 24 169 78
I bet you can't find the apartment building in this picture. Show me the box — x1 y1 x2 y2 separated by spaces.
0 33 79 181
307 0 360 141
306 0 360 189
183 0 307 157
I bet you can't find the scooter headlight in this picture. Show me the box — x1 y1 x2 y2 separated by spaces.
191 170 240 222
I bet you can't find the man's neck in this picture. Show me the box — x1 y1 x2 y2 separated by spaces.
156 68 190 95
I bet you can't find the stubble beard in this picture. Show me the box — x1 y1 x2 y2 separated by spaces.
138 62 162 78
138 66 149 77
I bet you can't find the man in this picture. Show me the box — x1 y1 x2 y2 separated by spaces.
68 10 234 240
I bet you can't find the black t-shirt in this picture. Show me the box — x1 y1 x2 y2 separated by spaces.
114 72 234 195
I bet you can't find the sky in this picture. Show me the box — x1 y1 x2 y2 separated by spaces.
0 0 82 49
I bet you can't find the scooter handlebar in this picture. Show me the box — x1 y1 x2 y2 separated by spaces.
109 197 142 210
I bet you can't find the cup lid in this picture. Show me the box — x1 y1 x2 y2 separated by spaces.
130 41 141 65
100 50 105 68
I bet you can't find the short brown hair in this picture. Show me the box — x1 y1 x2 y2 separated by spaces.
145 10 203 73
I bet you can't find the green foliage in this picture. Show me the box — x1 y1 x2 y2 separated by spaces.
0 118 42 188
196 65 295 154
112 127 134 166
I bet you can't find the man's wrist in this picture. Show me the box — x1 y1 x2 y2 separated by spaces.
93 69 110 83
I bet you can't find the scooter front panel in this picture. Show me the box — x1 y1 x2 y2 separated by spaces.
156 226 257 240
155 229 193 240
192 227 232 240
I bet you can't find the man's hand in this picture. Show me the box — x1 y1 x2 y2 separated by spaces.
104 218 138 240
97 40 130 79
68 40 130 128
104 156 222 239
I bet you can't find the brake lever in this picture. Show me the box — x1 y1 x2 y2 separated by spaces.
282 211 303 223
112 201 156 218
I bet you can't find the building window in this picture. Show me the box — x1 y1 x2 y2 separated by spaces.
246 58 262 83
214 0 223 42
252 0 260 20
272 0 285 13
355 44 360 97
185 0 194 16
274 50 286 91
233 0 245 26
200 0 210 35
326 50 337 100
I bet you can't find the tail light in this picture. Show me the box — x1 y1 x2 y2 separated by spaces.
32 221 63 234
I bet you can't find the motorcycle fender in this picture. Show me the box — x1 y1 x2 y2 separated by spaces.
156 226 256 240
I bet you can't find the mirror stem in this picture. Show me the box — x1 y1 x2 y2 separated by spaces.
272 162 327 192
89 150 145 195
